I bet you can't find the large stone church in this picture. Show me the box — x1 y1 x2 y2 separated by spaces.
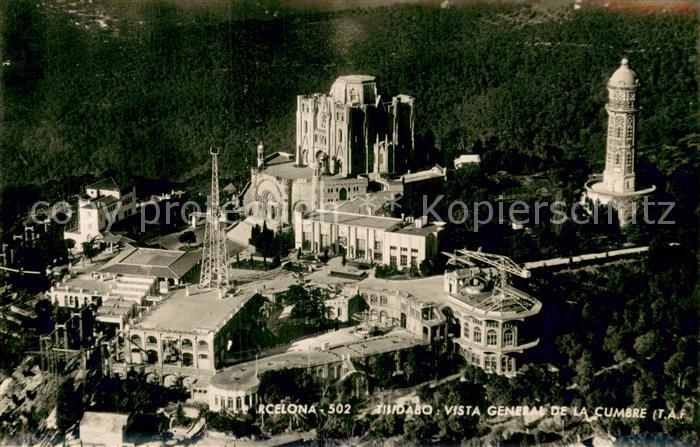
241 75 442 230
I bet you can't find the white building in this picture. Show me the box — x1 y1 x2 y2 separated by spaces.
293 211 443 270
49 272 156 311
454 154 481 169
64 178 137 246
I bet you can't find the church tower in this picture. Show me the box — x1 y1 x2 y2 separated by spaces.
602 58 638 193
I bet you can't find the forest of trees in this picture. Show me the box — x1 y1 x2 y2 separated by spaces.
1 1 697 443
1 1 696 200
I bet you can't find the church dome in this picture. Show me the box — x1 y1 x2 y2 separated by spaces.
608 58 638 89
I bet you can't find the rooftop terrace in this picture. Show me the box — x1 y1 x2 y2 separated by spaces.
130 286 255 333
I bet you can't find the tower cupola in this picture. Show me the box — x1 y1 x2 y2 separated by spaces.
608 58 638 90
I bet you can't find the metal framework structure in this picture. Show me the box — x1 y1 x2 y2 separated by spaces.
443 248 533 311
39 307 97 384
199 147 229 290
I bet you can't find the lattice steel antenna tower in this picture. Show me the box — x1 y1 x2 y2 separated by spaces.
199 147 229 290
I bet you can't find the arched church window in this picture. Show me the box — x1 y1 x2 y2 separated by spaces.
626 151 632 165
615 152 621 164
616 127 623 138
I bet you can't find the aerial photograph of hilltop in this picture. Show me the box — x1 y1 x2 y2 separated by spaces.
0 0 697 445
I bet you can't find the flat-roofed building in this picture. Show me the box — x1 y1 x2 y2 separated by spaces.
324 293 366 323
96 297 136 334
294 211 443 270
454 154 481 169
49 272 156 308
114 286 272 403
49 273 120 309
123 286 258 373
344 276 448 343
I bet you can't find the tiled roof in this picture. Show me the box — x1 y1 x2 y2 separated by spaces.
99 245 200 280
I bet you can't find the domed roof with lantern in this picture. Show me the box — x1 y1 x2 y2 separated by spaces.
608 58 638 89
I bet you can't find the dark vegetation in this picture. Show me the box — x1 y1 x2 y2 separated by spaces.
0 0 697 443
249 223 293 259
203 409 261 438
254 346 465 439
270 284 340 340
536 242 698 439
89 370 183 440
1 1 696 218
257 368 323 434
55 371 181 441
222 290 338 365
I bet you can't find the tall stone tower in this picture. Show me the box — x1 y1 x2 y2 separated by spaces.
584 58 655 226
602 58 638 193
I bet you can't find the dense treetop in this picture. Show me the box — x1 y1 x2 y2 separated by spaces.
1 1 696 195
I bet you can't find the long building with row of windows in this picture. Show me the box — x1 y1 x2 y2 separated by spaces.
293 212 443 270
